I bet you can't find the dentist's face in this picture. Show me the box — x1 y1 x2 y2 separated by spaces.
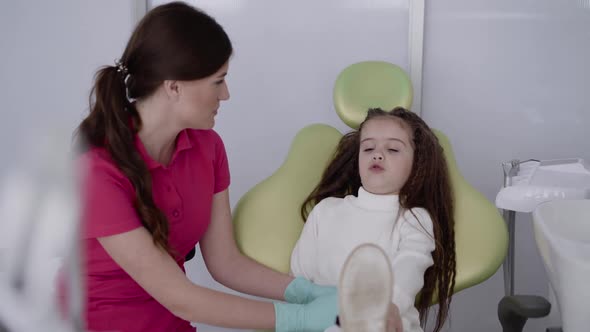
172 61 230 130
358 117 414 195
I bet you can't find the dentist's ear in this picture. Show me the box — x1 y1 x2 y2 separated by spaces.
163 80 181 101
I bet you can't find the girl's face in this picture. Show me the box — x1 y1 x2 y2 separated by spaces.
358 117 414 195
173 61 230 129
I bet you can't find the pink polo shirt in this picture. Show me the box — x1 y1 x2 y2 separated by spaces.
79 129 230 332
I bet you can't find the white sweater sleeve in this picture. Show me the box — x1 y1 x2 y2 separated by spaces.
390 208 435 330
289 205 320 281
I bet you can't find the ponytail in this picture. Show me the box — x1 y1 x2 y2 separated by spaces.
76 65 171 254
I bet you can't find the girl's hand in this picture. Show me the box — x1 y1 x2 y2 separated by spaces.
386 302 403 332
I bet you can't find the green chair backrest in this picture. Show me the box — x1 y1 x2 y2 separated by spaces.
233 124 342 273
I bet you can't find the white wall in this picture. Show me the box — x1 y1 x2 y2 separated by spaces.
0 0 138 171
422 1 590 331
2 0 589 331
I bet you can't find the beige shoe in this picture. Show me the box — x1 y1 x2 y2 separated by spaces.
338 243 393 332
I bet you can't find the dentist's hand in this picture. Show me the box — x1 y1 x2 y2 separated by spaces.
284 277 337 304
274 292 338 332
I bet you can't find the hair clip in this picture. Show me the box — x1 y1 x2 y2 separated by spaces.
114 59 136 104
114 59 129 76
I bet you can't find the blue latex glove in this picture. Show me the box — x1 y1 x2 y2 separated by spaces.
274 293 338 332
284 277 337 304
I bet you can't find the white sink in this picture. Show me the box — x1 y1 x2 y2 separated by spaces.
533 199 590 332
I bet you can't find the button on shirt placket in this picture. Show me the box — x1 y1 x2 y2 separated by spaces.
159 168 175 218
164 181 182 220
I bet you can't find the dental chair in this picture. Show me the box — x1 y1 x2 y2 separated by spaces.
232 61 509 330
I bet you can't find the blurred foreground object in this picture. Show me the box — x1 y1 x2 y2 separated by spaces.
0 128 84 332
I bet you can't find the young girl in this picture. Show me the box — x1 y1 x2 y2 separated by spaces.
291 107 456 332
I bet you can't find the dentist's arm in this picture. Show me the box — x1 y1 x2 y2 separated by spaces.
199 189 293 300
200 189 335 305
98 226 276 329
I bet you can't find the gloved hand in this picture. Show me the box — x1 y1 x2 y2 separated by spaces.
274 292 338 332
284 277 337 304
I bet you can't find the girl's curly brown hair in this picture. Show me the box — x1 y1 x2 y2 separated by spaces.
301 107 456 331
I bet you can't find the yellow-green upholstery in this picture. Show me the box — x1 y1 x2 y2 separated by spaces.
433 129 508 292
233 61 508 306
233 124 342 273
